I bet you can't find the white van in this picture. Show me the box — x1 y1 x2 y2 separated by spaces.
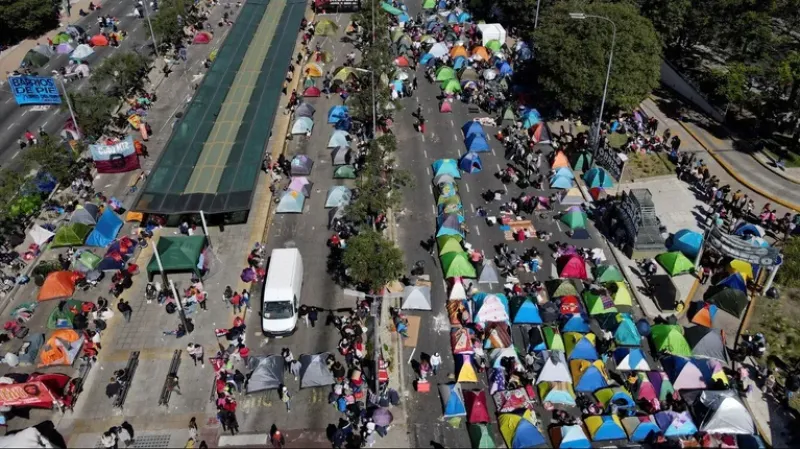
261 248 303 337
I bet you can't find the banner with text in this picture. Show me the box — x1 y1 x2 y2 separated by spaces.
10 76 62 106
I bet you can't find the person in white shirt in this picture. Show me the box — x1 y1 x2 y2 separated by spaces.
429 352 442 375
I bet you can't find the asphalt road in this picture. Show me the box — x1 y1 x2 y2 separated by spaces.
0 0 159 167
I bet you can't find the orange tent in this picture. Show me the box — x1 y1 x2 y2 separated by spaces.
37 271 83 301
38 330 82 367
89 34 109 47
126 211 144 222
304 62 324 77
450 46 468 59
394 55 410 67
471 46 490 61
551 151 570 169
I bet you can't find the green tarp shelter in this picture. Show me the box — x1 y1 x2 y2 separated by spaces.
594 265 623 283
656 251 695 276
440 252 476 278
651 324 692 357
51 223 91 248
438 235 464 256
47 299 84 329
77 251 102 271
147 235 207 280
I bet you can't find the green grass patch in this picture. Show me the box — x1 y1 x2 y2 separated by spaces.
762 147 800 168
608 133 628 149
624 152 675 179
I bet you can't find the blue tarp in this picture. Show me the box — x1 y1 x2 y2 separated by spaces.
85 209 123 247
432 159 461 179
465 134 491 152
462 121 485 139
328 105 349 124
459 152 482 173
512 298 542 324
98 256 125 271
670 229 703 257
717 272 747 293
550 175 574 189
562 315 591 333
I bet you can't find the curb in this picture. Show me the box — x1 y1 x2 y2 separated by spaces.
676 121 800 212
751 150 800 186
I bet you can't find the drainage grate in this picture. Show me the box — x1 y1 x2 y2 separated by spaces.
95 434 171 448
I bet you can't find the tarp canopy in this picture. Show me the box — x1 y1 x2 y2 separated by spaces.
37 271 82 301
439 383 467 418
683 390 754 435
85 209 123 247
684 326 728 362
670 229 703 257
325 186 352 208
584 415 626 441
498 410 546 448
651 324 692 356
549 425 590 449
401 286 432 310
536 351 571 384
612 347 650 371
538 382 576 406
299 353 335 388
146 235 206 278
704 286 748 318
70 203 101 225
656 251 694 276
29 225 55 246
246 355 285 393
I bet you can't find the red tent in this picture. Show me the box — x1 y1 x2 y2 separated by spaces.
394 55 410 67
529 122 551 144
303 86 321 97
557 254 587 280
560 295 581 315
440 101 452 113
193 31 212 44
589 187 605 200
464 390 490 423
89 34 109 46
0 373 70 409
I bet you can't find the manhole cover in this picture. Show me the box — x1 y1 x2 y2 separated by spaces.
95 434 171 448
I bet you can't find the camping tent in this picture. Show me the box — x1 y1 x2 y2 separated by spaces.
734 222 765 238
455 354 479 383
303 86 321 97
544 327 564 351
595 386 635 412
37 271 82 301
549 425 590 449
477 23 506 46
288 177 313 197
661 356 711 390
29 225 55 246
704 286 748 318
594 265 623 283
728 259 754 280
536 351 571 385
474 293 509 324
608 282 633 307
459 152 483 173
462 121 485 139
438 235 464 256
401 286 432 310
559 188 584 205
21 49 49 68
484 322 512 349
612 348 650 371
331 147 352 165
530 123 551 144
654 411 698 437
465 134 490 153
583 167 614 188
551 151 570 169
433 159 461 179
716 272 748 293
583 291 617 316
561 315 591 333
70 43 94 60
614 315 641 346
439 383 467 419
333 165 357 179
684 326 728 362
47 299 85 329
557 254 587 279
651 325 692 356
85 209 123 247
451 327 474 354
295 102 315 118
464 390 490 424
549 175 574 190
52 223 90 248
645 371 676 401
468 423 496 449
290 155 314 176
622 416 660 443
327 105 349 123
689 302 719 328
509 297 542 324
490 347 521 371
146 235 206 279
560 207 588 230
547 279 578 298
76 251 101 272
37 329 83 367
538 381 576 406
584 415 626 441
441 252 477 278
291 117 314 134
246 355 285 393
192 31 212 44
328 130 350 148
570 359 608 392
299 353 335 388
683 389 754 435
478 260 500 285
564 332 598 361
498 410 546 448
656 251 694 276
670 229 703 257
325 186 352 208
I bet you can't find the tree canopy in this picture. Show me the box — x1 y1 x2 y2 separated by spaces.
152 0 194 50
22 136 80 185
342 229 406 291
533 1 662 112
93 51 152 98
0 0 59 46
65 89 117 140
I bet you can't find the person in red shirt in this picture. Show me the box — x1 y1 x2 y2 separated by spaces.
231 293 242 314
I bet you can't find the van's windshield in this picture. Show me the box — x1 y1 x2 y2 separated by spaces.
263 301 293 319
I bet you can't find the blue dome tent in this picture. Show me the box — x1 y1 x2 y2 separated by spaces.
328 130 349 148
453 56 467 70
462 121 485 139
565 334 599 361
550 175 574 189
612 347 650 371
733 222 764 237
670 229 703 257
614 315 642 346
420 53 435 65
554 167 575 179
432 159 461 179
584 167 614 188
446 12 458 23
465 133 491 152
572 361 608 392
716 272 747 293
459 152 482 173
562 315 591 333
85 209 124 247
327 105 349 124
510 297 542 324
498 61 513 76
622 416 661 443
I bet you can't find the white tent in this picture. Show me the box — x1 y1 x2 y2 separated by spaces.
559 188 584 205
70 43 95 60
401 286 432 310
477 23 507 46
29 225 55 246
536 351 572 384
478 260 499 285
449 280 467 300
689 390 755 435
428 42 448 58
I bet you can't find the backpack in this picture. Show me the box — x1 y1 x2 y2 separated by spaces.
337 397 347 412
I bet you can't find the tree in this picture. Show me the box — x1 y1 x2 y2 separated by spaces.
533 1 662 112
342 230 405 291
0 0 59 46
22 136 79 184
636 0 690 55
93 51 152 97
777 237 800 288
712 62 762 113
152 0 193 50
347 135 412 225
65 89 116 139
0 169 26 221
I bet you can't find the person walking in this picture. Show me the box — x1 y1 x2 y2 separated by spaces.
187 343 205 367
117 299 133 323
241 289 251 310
197 291 207 311
289 359 301 381
280 385 292 412
166 373 182 395
308 307 318 327
223 286 233 308
429 352 441 375
231 292 242 314
118 421 134 447
270 425 285 448
188 417 198 441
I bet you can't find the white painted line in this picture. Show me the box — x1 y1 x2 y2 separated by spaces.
429 185 433 194
21 109 28 116
496 164 502 171
432 205 437 215
474 225 480 236
453 134 458 141
470 203 475 213
426 167 431 175
556 221 562 231
421 134 426 142
407 347 416 365
4 98 12 104
492 148 496 156
450 119 454 127
503 184 508 192
424 149 428 158
6 123 14 131
41 120 49 128
11 151 19 160
465 183 470 193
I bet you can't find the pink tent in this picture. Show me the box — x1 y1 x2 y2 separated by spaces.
557 254 587 279
193 31 212 44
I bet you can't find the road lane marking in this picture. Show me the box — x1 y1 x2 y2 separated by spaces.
492 148 496 156
429 185 433 194
41 120 49 128
432 205 436 215
474 225 480 236
465 183 470 193
556 221 562 232
21 109 28 116
421 134 425 142
450 119 454 127
4 98 12 104
6 124 14 131
423 149 428 158
426 167 431 175
11 151 19 160
503 184 508 192
470 203 475 212
496 164 501 171
453 134 458 141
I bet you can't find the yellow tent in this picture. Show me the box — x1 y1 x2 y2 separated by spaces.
608 282 633 307
450 45 468 59
728 259 753 281
551 151 570 169
304 62 324 77
125 211 144 222
570 359 608 392
333 66 357 82
471 46 490 61
584 415 626 441
564 332 596 360
315 19 338 36
498 410 545 448
455 354 478 382
594 386 634 409
538 381 576 405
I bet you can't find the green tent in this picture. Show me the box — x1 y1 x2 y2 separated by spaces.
594 265 623 283
422 0 436 8
53 32 72 44
656 251 694 276
51 223 91 248
544 327 564 351
440 252 476 278
650 324 692 357
391 28 407 42
333 165 357 179
583 291 618 315
572 152 593 172
547 279 578 298
500 107 516 125
380 1 404 15
468 423 496 449
560 209 588 230
77 251 101 271
47 299 84 329
21 50 49 68
705 286 749 318
485 40 502 52
315 19 339 36
441 78 462 93
607 282 633 307
438 235 464 256
147 235 207 279
436 67 457 82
